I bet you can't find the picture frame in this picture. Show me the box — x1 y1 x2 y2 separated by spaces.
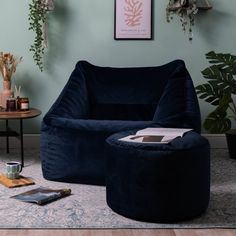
114 0 153 40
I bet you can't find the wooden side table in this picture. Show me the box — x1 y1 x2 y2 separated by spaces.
0 108 41 167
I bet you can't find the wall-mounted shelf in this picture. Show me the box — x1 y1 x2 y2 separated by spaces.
197 0 212 10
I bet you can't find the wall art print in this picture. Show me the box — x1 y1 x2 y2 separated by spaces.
114 0 153 40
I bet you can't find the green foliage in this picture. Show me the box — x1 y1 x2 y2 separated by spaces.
166 0 198 41
196 51 236 133
28 0 47 71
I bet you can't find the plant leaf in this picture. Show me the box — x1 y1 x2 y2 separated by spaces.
203 93 232 133
203 110 231 133
205 51 236 75
195 83 222 106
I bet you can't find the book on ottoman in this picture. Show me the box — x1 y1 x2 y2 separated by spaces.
119 128 192 143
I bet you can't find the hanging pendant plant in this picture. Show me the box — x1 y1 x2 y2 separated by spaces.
28 0 54 71
166 0 198 41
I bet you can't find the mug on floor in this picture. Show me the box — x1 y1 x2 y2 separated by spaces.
5 161 22 179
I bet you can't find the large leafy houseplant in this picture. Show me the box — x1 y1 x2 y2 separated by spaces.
195 51 236 133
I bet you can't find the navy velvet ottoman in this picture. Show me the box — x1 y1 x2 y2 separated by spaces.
105 130 210 223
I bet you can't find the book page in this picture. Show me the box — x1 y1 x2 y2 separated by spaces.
119 128 192 144
136 128 192 137
119 135 169 144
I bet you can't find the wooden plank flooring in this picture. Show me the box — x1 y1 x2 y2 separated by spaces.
0 229 236 236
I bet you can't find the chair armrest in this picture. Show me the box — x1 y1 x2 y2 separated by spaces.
153 71 201 133
44 63 90 122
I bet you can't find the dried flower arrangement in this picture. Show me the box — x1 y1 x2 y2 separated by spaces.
0 52 23 81
28 0 54 71
166 0 198 41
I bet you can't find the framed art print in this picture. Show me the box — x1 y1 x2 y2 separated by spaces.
114 0 153 40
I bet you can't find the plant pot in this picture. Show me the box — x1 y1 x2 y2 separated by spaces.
225 129 236 159
0 80 14 109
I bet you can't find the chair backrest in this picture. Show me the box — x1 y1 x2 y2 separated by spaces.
45 60 201 132
80 60 190 121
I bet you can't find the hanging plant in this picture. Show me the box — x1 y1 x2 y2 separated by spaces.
166 0 198 41
28 0 54 71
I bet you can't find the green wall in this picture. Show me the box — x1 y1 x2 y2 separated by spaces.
0 0 236 133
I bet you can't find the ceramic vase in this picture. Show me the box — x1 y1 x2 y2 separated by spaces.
0 80 14 109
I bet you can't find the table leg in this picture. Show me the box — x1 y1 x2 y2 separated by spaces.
6 119 9 153
20 119 24 167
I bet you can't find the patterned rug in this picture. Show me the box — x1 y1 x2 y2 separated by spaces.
0 148 235 228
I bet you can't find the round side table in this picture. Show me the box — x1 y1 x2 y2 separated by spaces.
0 108 41 166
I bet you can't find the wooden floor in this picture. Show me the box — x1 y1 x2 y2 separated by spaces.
0 229 236 236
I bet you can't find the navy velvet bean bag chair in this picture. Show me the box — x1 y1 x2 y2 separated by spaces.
40 60 201 185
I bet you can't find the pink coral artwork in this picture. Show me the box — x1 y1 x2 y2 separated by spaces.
115 0 152 39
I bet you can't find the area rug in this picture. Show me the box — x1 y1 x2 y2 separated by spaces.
0 148 235 228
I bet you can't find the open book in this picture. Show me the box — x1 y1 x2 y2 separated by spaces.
11 187 71 205
119 128 192 144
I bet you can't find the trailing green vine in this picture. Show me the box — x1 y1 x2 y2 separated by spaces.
28 0 47 71
166 0 198 41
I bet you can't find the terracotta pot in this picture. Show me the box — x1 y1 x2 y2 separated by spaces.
0 80 14 108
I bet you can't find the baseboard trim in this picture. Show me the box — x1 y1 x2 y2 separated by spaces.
0 134 40 150
0 133 227 150
202 133 227 149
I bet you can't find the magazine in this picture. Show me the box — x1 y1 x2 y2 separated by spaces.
119 128 192 144
11 187 71 205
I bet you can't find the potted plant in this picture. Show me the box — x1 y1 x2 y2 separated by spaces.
195 51 236 158
28 0 54 71
166 0 212 41
166 0 198 41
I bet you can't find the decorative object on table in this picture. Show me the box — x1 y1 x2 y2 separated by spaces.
18 97 30 111
0 174 34 188
15 85 21 110
195 51 236 133
6 97 17 112
11 187 71 205
14 85 30 111
114 0 153 40
0 52 22 108
28 0 54 71
166 0 212 41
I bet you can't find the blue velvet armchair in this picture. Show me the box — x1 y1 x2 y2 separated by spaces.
40 60 201 185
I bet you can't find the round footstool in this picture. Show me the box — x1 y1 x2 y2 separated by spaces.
105 130 210 223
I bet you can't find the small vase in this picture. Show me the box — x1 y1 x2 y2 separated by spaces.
0 80 14 109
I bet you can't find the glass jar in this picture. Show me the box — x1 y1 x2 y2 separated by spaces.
19 97 29 111
6 98 16 112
